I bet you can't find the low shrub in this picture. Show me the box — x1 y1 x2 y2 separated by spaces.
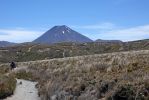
0 75 16 99
15 70 33 80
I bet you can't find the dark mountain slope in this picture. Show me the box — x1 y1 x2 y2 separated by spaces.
33 25 93 44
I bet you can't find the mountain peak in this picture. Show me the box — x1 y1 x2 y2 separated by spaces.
55 25 67 27
33 25 93 44
53 25 70 28
52 25 69 29
50 25 72 34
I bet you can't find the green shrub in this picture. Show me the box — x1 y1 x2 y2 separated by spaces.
0 64 10 74
109 85 135 100
15 70 33 80
0 75 16 99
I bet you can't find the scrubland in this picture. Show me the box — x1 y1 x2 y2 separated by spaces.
1 50 147 100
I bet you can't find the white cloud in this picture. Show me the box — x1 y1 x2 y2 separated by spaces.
96 25 149 41
0 28 43 43
73 23 149 41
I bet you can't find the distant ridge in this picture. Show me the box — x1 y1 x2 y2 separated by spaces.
95 39 123 43
0 41 17 47
33 25 93 44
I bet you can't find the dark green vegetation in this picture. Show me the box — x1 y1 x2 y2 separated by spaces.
0 39 149 63
0 64 10 74
0 75 16 99
15 70 33 81
0 64 16 99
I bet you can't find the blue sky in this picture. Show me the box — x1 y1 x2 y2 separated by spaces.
0 0 149 43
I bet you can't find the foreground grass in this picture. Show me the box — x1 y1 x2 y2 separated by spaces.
15 70 33 81
0 75 16 99
9 50 148 100
0 64 17 99
0 50 149 100
0 64 10 74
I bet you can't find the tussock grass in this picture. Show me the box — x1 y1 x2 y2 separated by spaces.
0 75 16 99
1 50 149 100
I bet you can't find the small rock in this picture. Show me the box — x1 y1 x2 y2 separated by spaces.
19 81 22 85
51 95 58 100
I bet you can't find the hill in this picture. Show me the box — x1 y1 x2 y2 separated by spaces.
0 41 17 47
33 25 93 44
0 39 149 63
95 39 123 43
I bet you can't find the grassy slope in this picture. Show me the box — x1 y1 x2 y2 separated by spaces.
0 39 149 63
2 50 148 100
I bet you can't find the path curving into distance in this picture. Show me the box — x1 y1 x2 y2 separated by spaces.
5 79 40 100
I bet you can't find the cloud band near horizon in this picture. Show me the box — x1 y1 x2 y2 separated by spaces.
0 23 149 43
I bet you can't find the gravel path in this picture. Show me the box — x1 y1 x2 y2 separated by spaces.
5 79 40 100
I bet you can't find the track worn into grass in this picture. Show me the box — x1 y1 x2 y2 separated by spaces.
5 79 40 100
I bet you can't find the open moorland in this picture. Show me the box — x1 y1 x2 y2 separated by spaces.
0 49 149 100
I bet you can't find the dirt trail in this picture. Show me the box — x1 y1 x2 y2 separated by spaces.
5 79 40 100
